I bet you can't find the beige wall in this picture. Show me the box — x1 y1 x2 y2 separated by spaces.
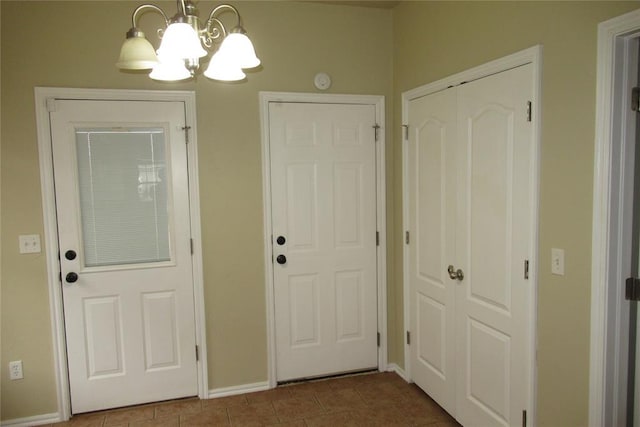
392 2 640 426
0 1 393 420
3 0 640 425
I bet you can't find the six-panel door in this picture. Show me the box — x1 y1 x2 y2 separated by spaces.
269 102 379 381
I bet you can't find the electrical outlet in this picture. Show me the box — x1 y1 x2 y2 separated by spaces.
551 248 565 276
9 360 23 380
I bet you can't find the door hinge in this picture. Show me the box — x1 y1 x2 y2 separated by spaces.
190 238 194 255
373 124 381 141
406 331 411 345
626 277 640 301
377 332 381 347
632 87 640 112
524 260 529 280
46 98 58 113
195 345 199 362
522 410 527 427
402 124 409 140
526 101 532 122
405 231 410 245
376 231 380 246
182 126 192 144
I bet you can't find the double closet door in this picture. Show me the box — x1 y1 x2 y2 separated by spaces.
407 64 535 426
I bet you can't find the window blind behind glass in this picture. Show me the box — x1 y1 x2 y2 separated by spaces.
75 128 171 267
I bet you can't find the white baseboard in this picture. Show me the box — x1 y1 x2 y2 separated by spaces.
208 381 271 399
386 363 409 382
1 413 61 427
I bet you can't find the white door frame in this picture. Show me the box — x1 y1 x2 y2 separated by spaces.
401 45 542 424
34 87 208 421
590 9 640 427
259 92 387 387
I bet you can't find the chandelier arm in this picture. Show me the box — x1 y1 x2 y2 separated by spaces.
202 16 227 47
206 4 242 30
131 4 170 28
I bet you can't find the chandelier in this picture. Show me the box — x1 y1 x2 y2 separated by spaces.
116 0 261 82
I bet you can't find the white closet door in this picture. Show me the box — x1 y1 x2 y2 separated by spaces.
407 63 534 427
454 64 533 427
408 89 457 414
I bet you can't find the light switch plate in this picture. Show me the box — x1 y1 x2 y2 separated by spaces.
19 234 41 254
551 248 565 276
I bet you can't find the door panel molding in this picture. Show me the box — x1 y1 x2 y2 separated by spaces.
34 87 207 421
259 92 387 387
402 45 541 425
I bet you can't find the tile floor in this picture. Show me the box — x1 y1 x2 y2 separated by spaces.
48 372 460 427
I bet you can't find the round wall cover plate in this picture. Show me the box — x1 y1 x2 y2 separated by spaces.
314 72 331 90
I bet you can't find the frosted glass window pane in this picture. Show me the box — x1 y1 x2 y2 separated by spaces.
75 128 171 267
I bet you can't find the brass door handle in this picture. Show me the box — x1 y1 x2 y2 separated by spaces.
447 265 464 281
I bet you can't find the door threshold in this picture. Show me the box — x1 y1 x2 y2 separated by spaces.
277 368 379 386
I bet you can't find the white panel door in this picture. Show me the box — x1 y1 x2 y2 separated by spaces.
50 99 198 413
269 102 378 381
408 64 534 426
455 64 533 427
408 89 457 414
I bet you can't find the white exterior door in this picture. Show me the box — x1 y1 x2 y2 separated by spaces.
408 64 534 426
269 102 379 382
50 99 198 413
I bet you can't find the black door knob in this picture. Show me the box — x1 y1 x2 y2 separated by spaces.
66 272 78 283
276 236 286 245
65 250 77 260
276 255 287 265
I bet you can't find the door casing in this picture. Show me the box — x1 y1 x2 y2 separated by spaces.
259 92 387 388
34 87 208 421
402 45 541 425
590 9 640 427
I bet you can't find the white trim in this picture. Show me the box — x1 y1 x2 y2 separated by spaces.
0 413 62 427
401 45 542 425
401 46 543 102
401 96 411 383
386 363 409 382
208 381 271 399
259 91 387 388
33 87 208 421
590 9 640 427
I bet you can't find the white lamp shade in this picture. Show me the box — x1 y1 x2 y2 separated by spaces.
149 55 191 81
116 34 158 70
203 50 246 81
157 22 207 59
219 32 261 69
